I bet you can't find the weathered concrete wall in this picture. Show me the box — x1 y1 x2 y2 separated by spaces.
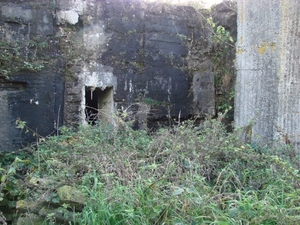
235 0 300 151
62 0 217 129
0 0 64 151
0 0 236 151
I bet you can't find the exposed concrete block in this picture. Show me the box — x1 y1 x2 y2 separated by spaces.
192 70 215 116
1 4 33 23
56 10 79 25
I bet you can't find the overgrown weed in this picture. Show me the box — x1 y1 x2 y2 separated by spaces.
1 118 300 224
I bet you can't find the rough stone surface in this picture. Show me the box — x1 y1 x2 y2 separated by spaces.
0 0 236 151
235 0 300 151
28 176 60 189
16 199 43 213
38 206 78 223
1 4 33 23
57 185 85 210
15 184 85 223
16 213 45 225
56 10 80 25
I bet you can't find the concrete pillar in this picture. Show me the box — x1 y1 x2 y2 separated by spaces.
235 0 300 151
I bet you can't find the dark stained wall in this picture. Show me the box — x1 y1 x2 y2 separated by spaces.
0 0 236 151
0 0 64 151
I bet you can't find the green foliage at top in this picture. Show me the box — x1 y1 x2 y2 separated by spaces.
0 40 45 78
207 18 234 47
1 119 300 224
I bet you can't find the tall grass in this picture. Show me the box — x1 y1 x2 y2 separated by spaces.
29 119 300 224
1 119 299 224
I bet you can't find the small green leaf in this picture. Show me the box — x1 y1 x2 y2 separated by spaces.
182 159 190 168
15 158 30 164
1 175 6 183
15 119 26 129
185 187 196 194
52 197 60 203
8 167 16 175
14 157 21 162
229 207 238 218
172 187 184 196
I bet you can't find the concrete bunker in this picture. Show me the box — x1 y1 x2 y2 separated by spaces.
0 0 237 152
85 86 114 124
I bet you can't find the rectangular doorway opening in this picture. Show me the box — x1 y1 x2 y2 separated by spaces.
85 86 114 125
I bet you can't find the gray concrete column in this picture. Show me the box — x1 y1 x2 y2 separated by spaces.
235 0 300 151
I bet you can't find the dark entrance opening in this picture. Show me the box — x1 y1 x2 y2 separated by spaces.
85 86 113 124
85 87 98 124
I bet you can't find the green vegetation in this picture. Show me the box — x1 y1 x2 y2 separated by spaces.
0 40 45 78
1 118 300 224
207 16 236 121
